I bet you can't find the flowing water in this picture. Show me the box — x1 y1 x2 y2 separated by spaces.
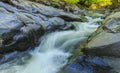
0 17 103 73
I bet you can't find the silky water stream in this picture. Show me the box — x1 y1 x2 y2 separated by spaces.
0 17 103 73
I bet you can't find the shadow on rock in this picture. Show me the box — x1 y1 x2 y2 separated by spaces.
65 55 118 73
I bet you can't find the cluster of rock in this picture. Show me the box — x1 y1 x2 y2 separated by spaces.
0 0 82 55
0 0 120 73
66 12 120 73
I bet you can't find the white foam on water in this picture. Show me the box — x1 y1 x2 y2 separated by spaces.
0 17 102 73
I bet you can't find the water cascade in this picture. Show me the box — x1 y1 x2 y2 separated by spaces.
0 17 103 73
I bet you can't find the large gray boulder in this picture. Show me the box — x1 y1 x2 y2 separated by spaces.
84 12 120 57
0 0 82 54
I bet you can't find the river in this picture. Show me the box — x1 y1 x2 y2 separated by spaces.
0 17 103 73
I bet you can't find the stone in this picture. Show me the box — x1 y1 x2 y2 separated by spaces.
65 55 116 73
0 0 82 54
84 12 120 57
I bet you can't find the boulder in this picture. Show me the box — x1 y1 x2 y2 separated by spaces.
83 12 120 57
66 12 120 73
65 55 117 73
0 0 82 54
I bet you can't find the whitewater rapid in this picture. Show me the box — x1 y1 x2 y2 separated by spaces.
0 17 103 73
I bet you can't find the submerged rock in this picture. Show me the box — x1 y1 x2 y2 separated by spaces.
65 55 117 73
103 57 120 73
0 0 82 55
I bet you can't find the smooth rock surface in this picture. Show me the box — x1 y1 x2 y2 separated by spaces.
65 55 117 73
72 12 120 73
0 0 82 54
84 12 120 57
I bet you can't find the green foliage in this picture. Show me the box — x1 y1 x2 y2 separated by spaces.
83 0 112 5
64 0 79 4
118 0 120 2
51 0 113 9
64 0 112 5
52 0 60 7
64 0 112 9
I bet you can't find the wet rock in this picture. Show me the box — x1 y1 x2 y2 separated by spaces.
84 41 120 57
65 55 117 73
0 0 82 54
103 57 120 73
83 12 120 57
70 12 120 73
0 50 31 64
9 0 82 21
